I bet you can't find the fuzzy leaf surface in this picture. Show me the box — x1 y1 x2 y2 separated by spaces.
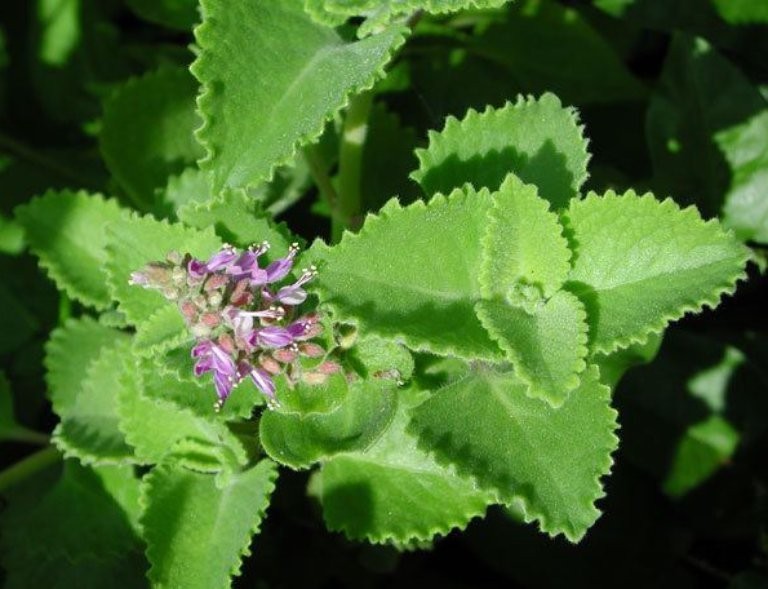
476 291 588 407
141 460 277 589
45 317 122 418
105 212 221 325
193 0 406 191
53 336 135 465
133 304 190 358
480 174 571 300
563 191 750 354
177 188 294 253
117 359 247 468
316 386 495 544
412 93 590 209
410 366 618 542
260 375 397 469
308 188 502 360
100 67 204 208
15 190 126 309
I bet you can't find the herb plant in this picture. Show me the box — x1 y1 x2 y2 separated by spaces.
1 0 766 587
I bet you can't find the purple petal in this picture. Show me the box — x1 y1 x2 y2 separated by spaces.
255 326 294 348
206 247 238 271
274 285 307 305
250 368 276 399
287 319 312 339
214 371 234 400
194 357 213 376
248 268 269 286
265 258 294 283
191 340 212 358
188 259 208 279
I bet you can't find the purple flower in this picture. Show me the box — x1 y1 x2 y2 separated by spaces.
205 245 239 272
262 242 300 284
249 326 293 348
192 340 239 404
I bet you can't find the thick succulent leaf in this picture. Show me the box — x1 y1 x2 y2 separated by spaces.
100 67 204 209
162 168 214 212
177 188 294 253
104 211 222 325
141 460 277 589
348 336 415 381
718 110 768 243
308 187 502 360
15 190 127 309
0 461 146 589
412 94 590 209
315 386 495 544
480 174 571 300
410 366 618 542
53 336 136 465
562 190 750 354
593 331 664 389
192 0 406 191
260 375 398 469
117 358 247 468
476 291 588 407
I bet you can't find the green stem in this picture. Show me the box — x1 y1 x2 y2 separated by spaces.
334 90 374 243
0 446 60 493
302 145 340 216
2 427 50 446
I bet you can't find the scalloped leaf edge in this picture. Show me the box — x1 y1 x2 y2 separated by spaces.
561 190 752 355
191 0 409 190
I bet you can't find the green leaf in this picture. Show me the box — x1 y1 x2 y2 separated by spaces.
315 386 495 544
0 213 25 255
126 0 200 30
647 35 767 218
52 335 136 465
100 67 204 209
141 460 277 589
593 331 664 389
476 291 588 407
480 174 571 300
117 358 247 468
308 187 503 361
161 168 214 212
562 190 750 354
410 365 618 542
718 109 768 243
412 93 590 209
361 102 420 212
663 414 739 498
192 0 406 191
0 461 146 589
466 0 645 106
177 188 295 252
305 0 510 35
133 304 190 358
15 190 127 309
259 375 398 469
711 0 768 24
105 212 222 325
349 335 415 381
476 175 586 405
45 317 122 418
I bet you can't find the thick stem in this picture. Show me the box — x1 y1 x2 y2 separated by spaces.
0 446 60 493
302 145 339 216
334 91 374 243
2 427 50 446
